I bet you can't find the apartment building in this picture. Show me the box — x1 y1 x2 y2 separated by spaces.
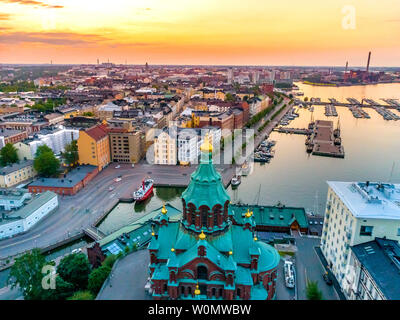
77 124 110 171
27 126 79 156
109 131 145 163
320 181 400 291
153 130 177 165
0 160 36 188
344 238 400 300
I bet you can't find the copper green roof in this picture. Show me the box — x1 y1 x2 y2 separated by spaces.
230 204 308 229
181 150 230 209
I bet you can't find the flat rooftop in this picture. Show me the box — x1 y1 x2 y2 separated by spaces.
327 181 400 219
0 160 33 175
351 238 400 299
29 165 97 188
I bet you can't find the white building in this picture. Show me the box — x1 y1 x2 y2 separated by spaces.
155 127 221 166
0 189 32 211
178 130 200 165
28 126 79 156
320 181 400 290
0 191 58 240
153 130 177 165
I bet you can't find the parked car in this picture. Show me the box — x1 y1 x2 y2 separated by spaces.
284 260 295 288
114 177 122 182
115 165 121 169
131 164 135 168
323 272 333 285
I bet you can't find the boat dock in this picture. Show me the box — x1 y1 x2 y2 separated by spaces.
274 127 311 135
295 97 400 121
295 97 397 109
306 120 344 158
324 104 338 117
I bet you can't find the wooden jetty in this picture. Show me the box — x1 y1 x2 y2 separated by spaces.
307 120 344 158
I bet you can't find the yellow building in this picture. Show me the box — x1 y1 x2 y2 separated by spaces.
77 125 110 171
0 160 37 188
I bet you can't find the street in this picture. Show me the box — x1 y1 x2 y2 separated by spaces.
96 249 151 300
293 234 339 300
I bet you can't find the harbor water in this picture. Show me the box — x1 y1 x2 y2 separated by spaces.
98 83 400 234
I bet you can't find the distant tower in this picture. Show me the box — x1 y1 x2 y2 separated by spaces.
227 68 233 85
145 62 149 71
345 61 348 73
366 51 371 73
97 58 99 65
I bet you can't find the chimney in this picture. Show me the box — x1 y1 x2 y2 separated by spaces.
366 51 371 73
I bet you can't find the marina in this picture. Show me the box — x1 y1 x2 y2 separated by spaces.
254 139 276 163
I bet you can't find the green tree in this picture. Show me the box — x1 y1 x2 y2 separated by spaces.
57 253 91 290
67 290 94 300
61 140 79 166
35 145 53 157
82 112 94 117
33 146 60 177
88 265 112 295
39 276 75 300
306 280 323 300
0 143 19 166
225 92 235 102
8 249 47 300
102 254 117 269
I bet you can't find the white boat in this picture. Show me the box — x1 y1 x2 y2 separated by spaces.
231 175 241 187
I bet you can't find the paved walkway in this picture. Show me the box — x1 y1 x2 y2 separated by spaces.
97 249 151 300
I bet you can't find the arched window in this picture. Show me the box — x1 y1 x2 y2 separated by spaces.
163 283 168 293
181 286 185 295
197 265 208 280
188 287 192 295
212 288 216 296
200 207 208 228
213 205 222 226
236 287 241 298
188 204 196 225
219 288 223 298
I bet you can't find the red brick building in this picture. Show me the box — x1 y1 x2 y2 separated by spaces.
28 165 98 196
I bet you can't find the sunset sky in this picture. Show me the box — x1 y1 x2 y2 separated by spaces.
0 0 400 66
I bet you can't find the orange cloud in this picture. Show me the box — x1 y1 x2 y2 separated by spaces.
0 13 12 20
0 31 107 45
0 0 63 9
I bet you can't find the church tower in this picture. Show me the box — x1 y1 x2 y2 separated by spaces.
181 134 230 234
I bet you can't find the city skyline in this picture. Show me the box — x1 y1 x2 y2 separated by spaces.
1 0 400 66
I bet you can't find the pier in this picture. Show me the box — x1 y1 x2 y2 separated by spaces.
295 97 398 109
295 97 400 121
307 120 344 158
274 127 311 135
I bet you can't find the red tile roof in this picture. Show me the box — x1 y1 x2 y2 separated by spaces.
85 124 108 141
